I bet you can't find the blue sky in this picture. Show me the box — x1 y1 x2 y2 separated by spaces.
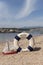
0 0 43 28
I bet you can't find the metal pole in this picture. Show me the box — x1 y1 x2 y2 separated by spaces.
7 41 10 51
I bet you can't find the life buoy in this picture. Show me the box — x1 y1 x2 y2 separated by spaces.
14 32 34 53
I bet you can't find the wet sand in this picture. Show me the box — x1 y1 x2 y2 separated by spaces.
0 35 43 65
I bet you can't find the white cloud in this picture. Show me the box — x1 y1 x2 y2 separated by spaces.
15 0 37 19
0 2 8 18
0 0 37 21
15 16 43 27
27 16 43 27
0 1 13 27
0 1 13 21
0 0 43 28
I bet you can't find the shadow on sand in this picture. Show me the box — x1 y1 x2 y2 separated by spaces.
33 47 41 51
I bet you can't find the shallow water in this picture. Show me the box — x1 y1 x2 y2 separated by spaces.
0 31 43 42
0 33 17 42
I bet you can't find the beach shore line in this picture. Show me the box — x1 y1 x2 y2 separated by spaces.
0 35 43 65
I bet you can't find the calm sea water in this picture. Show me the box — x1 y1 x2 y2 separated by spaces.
0 33 17 42
0 31 43 42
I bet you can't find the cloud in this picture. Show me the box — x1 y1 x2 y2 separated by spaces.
15 0 37 19
0 0 43 28
0 1 15 27
27 16 43 27
0 2 8 18
0 1 13 22
15 16 43 27
0 0 37 21
0 1 13 27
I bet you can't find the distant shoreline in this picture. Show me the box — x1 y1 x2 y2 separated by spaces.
0 27 43 33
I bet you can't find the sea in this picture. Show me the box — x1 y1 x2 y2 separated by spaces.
0 30 43 42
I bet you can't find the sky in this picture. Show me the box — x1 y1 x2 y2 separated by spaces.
0 0 43 28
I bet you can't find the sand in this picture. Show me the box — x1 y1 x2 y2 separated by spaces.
0 35 43 65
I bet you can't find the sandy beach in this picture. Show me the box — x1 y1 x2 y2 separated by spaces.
0 35 43 65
